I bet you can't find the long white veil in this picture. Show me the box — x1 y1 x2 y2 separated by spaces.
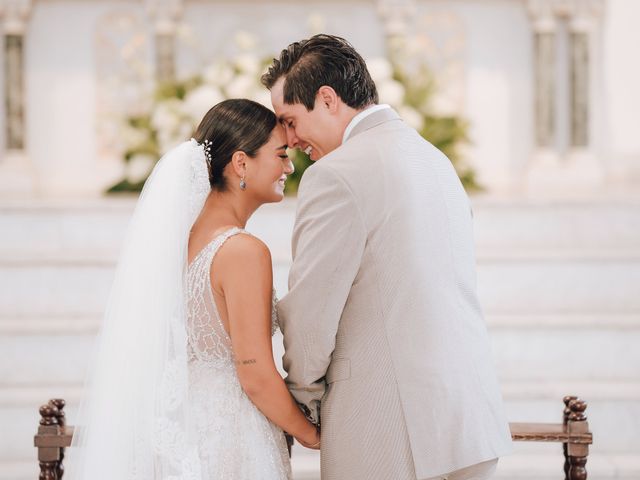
67 139 210 479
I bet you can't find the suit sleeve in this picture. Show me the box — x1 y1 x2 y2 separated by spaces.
277 163 367 424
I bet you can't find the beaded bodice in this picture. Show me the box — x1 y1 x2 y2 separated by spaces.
186 227 278 366
184 227 291 479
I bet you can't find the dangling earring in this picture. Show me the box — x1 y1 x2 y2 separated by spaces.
239 174 247 191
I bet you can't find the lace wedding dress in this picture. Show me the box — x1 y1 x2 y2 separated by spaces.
186 227 292 479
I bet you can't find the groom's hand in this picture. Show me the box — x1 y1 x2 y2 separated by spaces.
297 401 321 428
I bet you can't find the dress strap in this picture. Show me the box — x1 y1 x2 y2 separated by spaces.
188 227 251 269
204 227 251 263
212 226 250 249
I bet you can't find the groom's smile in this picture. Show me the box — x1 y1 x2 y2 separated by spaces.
269 77 341 162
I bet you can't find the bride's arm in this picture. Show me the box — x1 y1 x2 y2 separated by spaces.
216 233 320 449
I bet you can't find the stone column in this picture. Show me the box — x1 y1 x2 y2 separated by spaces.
564 0 604 186
570 30 589 148
524 0 561 192
525 0 604 194
0 0 37 197
568 0 603 149
146 0 183 84
532 10 556 151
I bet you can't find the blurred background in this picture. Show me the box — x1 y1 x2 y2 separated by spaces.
1 0 639 479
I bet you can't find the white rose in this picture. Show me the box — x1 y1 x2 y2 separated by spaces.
235 54 261 75
377 79 405 107
430 94 459 117
126 154 155 184
122 125 148 148
203 62 235 87
157 131 183 155
183 85 224 121
225 74 256 98
178 120 196 140
406 34 427 59
151 99 183 135
366 57 393 83
397 105 424 131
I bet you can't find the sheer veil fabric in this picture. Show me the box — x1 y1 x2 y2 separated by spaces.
67 140 211 479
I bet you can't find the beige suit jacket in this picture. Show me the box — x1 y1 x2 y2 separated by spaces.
277 108 513 480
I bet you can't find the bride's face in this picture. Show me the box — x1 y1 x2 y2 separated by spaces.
247 124 293 203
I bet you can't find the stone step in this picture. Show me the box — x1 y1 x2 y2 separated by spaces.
2 197 640 258
1 256 638 316
3 244 640 265
290 450 640 480
287 451 640 480
4 452 638 480
470 195 640 253
2 314 639 383
2 197 639 479
0 197 296 260
3 312 637 335
3 378 637 409
476 257 640 313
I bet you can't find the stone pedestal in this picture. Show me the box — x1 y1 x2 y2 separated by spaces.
0 151 37 197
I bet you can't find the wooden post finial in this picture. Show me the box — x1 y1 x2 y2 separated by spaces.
569 398 588 422
39 404 59 427
49 399 66 427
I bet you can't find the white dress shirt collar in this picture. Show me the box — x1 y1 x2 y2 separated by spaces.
342 104 391 144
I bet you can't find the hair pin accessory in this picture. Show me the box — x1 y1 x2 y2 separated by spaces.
202 139 213 163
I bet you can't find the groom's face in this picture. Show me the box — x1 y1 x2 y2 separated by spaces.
270 78 340 161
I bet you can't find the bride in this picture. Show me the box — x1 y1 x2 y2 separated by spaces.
67 99 320 479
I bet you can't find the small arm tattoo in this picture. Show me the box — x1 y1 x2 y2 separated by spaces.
235 358 257 366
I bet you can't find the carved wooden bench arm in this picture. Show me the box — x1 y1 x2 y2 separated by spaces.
510 395 593 480
35 395 593 480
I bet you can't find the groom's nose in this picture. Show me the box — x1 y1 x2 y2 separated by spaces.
285 127 299 148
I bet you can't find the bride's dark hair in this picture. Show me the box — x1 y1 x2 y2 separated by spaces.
193 99 277 191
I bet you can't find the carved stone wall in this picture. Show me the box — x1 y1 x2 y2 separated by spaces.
526 0 605 192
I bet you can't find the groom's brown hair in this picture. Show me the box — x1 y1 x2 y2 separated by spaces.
261 34 378 111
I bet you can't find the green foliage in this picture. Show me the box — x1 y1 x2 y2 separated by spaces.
107 39 478 194
283 148 312 195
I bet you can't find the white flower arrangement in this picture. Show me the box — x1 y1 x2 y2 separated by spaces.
109 30 476 193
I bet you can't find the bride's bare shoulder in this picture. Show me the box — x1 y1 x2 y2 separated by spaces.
217 232 272 268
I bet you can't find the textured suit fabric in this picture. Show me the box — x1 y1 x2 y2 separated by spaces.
277 108 513 480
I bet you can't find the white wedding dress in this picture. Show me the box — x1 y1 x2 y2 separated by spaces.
67 141 291 480
186 226 292 480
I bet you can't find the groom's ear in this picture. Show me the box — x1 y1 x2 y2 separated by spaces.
317 86 339 114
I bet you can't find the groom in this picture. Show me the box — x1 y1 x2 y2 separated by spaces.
263 35 512 480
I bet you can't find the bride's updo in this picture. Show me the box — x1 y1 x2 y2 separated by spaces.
193 99 277 191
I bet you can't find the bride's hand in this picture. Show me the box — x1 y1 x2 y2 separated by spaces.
296 425 321 450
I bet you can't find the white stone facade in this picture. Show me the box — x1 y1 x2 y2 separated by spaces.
0 0 638 196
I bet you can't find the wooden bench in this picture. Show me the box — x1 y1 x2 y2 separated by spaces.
34 395 593 479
